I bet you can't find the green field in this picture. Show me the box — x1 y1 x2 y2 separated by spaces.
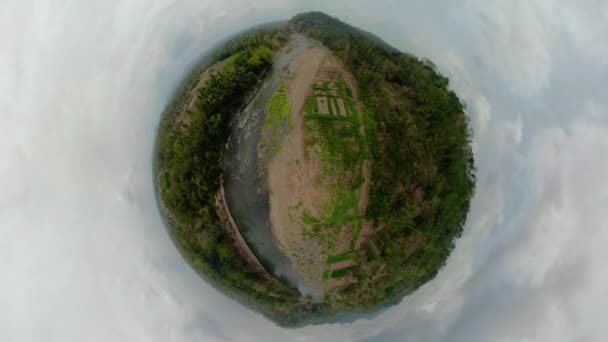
261 84 292 156
330 267 353 278
327 252 353 264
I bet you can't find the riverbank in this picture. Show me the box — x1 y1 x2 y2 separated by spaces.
222 34 323 298
216 180 271 277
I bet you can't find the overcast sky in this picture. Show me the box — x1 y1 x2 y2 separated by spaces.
2 0 608 341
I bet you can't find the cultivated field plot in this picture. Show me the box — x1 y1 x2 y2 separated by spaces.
305 80 356 118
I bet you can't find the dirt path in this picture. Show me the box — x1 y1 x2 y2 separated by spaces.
266 45 329 291
267 45 328 247
359 160 372 214
337 98 347 117
355 221 374 249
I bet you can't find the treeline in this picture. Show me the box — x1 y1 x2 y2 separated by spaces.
155 27 325 326
291 12 475 308
211 25 289 63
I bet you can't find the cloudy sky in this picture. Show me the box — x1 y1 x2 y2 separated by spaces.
2 0 608 341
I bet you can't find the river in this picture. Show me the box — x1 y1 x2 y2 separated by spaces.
222 35 321 298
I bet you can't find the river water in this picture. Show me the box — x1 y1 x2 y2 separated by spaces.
223 35 321 298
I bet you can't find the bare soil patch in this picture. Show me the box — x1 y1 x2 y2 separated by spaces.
326 275 355 289
329 259 355 271
330 97 338 116
316 57 344 88
355 221 374 249
334 224 354 255
358 160 372 214
337 98 347 117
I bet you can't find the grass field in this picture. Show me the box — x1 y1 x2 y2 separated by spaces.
261 83 292 156
327 252 353 264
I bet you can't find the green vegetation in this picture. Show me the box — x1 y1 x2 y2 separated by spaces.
159 39 278 219
155 12 475 327
299 77 365 263
260 84 292 156
291 12 475 310
327 252 353 264
306 114 362 172
330 267 353 278
336 80 353 98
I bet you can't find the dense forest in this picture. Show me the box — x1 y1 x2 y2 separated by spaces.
155 12 475 327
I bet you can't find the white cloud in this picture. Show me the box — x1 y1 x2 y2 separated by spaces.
1 0 608 341
498 115 523 146
442 52 492 140
467 0 557 95
552 0 608 67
